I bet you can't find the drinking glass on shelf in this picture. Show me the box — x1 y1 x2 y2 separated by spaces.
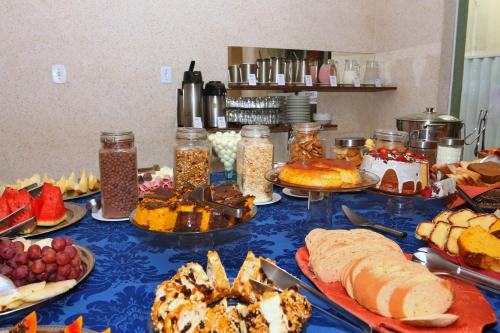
342 59 359 85
363 60 380 85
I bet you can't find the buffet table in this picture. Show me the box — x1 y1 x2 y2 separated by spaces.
1 175 499 332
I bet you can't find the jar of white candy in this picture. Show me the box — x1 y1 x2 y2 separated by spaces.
208 131 241 182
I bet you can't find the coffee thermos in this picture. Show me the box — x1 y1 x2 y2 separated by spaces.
177 61 204 127
204 81 226 128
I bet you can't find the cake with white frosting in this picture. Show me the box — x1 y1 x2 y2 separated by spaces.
360 148 429 195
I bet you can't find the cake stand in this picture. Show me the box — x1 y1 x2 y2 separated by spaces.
366 188 436 215
265 168 379 229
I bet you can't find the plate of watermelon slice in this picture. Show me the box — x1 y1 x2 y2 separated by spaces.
0 184 86 238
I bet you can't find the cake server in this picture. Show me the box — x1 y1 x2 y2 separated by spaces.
260 259 372 333
0 206 28 227
189 186 244 218
249 279 355 329
0 216 37 238
455 186 486 214
412 247 500 295
341 205 407 238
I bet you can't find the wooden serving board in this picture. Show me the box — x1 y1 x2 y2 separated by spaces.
295 247 497 333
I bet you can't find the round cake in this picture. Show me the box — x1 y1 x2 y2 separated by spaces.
278 158 361 188
360 148 429 195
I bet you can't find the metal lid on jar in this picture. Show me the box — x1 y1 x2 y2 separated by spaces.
335 137 365 147
292 122 322 132
409 139 438 149
241 125 270 138
176 127 208 140
373 129 408 142
396 107 461 123
100 131 134 143
438 137 465 146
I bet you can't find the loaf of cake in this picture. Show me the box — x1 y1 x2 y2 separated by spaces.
467 161 500 183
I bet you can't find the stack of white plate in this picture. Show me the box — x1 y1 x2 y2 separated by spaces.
286 95 311 123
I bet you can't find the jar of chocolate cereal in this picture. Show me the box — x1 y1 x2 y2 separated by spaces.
288 122 325 161
99 131 138 218
237 125 273 203
174 128 210 188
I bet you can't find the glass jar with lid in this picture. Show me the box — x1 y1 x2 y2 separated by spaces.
99 131 138 218
288 122 325 161
436 137 464 165
333 137 366 166
174 128 210 188
409 139 438 166
237 125 274 203
373 129 408 151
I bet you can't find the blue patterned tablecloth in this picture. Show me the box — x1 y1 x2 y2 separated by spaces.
1 174 499 332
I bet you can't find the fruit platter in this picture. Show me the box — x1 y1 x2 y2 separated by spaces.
0 184 86 238
0 236 94 317
0 311 110 333
1 170 100 202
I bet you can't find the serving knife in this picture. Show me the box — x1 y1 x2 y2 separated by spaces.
455 186 486 214
249 279 351 327
0 216 37 238
342 205 407 238
260 259 372 333
189 186 244 218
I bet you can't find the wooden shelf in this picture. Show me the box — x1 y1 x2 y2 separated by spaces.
207 124 338 133
228 84 397 92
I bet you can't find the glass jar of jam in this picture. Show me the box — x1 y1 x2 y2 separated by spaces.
237 125 274 203
174 128 210 188
99 131 138 218
288 122 325 161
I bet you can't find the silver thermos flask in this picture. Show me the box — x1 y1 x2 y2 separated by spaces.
204 81 226 128
177 61 204 127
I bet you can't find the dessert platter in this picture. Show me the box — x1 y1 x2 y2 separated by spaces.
0 183 86 238
265 158 379 193
0 236 95 318
296 228 497 331
149 251 312 333
416 209 500 277
0 312 109 332
130 184 256 237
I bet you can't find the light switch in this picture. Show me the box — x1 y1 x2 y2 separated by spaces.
52 64 67 84
160 66 172 84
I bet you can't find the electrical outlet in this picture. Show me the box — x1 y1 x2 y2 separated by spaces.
160 66 172 84
52 64 67 84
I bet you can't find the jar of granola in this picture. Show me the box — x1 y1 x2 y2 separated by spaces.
237 125 274 203
174 128 210 188
99 131 138 218
288 122 325 161
333 137 366 166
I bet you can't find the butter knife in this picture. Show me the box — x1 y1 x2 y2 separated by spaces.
342 205 407 238
260 259 372 333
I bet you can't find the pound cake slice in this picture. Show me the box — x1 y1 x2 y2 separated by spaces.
206 251 231 301
458 226 500 272
468 214 498 231
448 209 477 227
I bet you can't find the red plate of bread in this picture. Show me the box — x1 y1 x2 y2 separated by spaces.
297 228 497 333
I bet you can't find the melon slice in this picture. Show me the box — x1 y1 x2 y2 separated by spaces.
36 183 67 227
64 315 83 333
56 176 67 195
65 172 78 192
88 171 99 191
76 169 88 194
9 311 37 333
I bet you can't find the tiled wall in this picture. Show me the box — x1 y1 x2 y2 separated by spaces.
0 0 454 181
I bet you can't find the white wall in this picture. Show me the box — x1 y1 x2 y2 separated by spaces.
0 0 455 181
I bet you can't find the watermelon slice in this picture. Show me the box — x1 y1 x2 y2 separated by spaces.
9 311 37 333
31 196 43 217
4 189 36 233
64 315 83 333
0 196 10 220
36 183 67 227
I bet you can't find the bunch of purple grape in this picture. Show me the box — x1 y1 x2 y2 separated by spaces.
0 237 83 287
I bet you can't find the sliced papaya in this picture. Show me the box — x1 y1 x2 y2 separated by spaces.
9 311 37 333
64 315 83 333
101 329 111 333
